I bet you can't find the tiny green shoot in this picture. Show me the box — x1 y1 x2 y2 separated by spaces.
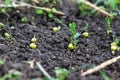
31 35 37 43
82 21 89 37
42 67 69 80
99 70 113 80
52 26 61 32
21 17 28 23
105 17 112 35
0 69 21 80
110 37 119 54
29 43 37 49
0 60 4 65
4 32 10 38
0 22 4 31
35 9 43 15
54 68 69 80
48 7 56 18
4 32 15 41
68 22 80 50
0 22 4 27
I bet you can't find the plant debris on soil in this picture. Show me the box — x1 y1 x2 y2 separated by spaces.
0 0 120 80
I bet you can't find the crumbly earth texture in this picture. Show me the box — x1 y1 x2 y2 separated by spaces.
0 1 120 80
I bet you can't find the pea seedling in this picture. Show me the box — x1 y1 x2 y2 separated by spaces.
43 67 69 80
29 43 37 49
110 37 119 54
31 35 37 43
0 69 21 80
4 32 15 41
0 22 4 31
52 26 61 32
105 17 112 35
82 21 89 37
30 35 37 49
21 17 28 23
35 9 43 15
48 7 57 18
0 59 4 65
68 22 80 50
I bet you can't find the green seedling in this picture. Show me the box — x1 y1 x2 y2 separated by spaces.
110 37 119 54
4 32 15 41
29 43 37 49
48 7 57 18
68 22 80 50
54 68 69 80
82 21 89 37
0 22 4 31
0 0 11 13
35 9 43 15
4 32 10 38
31 35 37 43
0 22 4 27
21 17 28 23
0 60 4 65
99 70 113 80
0 69 21 80
105 17 112 35
44 0 58 6
52 26 61 32
43 68 69 80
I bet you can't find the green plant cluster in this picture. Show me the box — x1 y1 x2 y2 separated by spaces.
42 68 69 80
77 0 120 16
68 22 80 50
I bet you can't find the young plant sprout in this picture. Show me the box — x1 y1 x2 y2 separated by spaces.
105 17 112 35
110 37 120 54
29 43 37 49
52 26 61 32
35 9 43 15
30 34 37 49
4 32 10 38
0 22 4 27
4 32 15 41
0 22 4 31
0 59 4 65
82 21 89 37
48 7 56 18
21 17 28 23
31 35 37 43
68 22 80 50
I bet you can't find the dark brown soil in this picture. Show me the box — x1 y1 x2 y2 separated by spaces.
0 1 120 80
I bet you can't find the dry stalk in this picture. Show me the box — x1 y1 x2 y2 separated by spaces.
78 0 113 17
0 1 65 16
36 62 52 79
81 56 120 76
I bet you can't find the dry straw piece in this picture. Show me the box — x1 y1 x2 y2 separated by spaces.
0 1 65 16
77 0 113 17
81 56 120 76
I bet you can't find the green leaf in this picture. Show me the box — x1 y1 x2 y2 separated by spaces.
73 32 80 39
114 37 119 44
35 9 43 15
48 13 54 18
84 21 89 32
104 0 116 9
5 0 11 6
0 60 4 65
55 68 69 80
99 70 113 80
69 22 76 35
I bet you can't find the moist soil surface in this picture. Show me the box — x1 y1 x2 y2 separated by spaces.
0 1 120 80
